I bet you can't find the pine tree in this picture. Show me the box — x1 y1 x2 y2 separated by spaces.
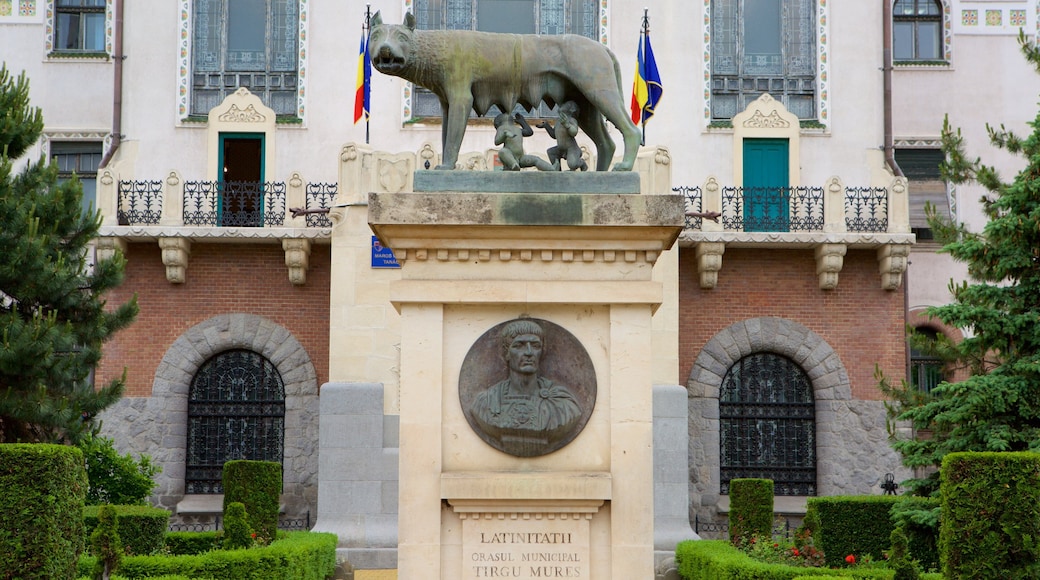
0 64 138 443
879 31 1040 495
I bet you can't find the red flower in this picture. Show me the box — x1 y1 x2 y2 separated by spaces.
251 533 257 538
845 554 856 564
792 548 800 556
773 543 779 548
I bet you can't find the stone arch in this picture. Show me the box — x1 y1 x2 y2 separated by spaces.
686 317 851 519
149 313 319 515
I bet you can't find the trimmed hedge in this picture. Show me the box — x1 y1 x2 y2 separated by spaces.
889 496 939 572
729 478 774 543
77 531 336 579
0 443 88 580
164 532 219 555
940 452 1040 579
84 505 171 556
222 460 281 543
675 540 893 579
808 496 901 568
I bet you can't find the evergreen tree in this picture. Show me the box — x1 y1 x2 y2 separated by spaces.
0 65 138 443
879 31 1040 495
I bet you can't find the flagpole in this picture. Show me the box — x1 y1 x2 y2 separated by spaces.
640 8 649 146
363 4 371 145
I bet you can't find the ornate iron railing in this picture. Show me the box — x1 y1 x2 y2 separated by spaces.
845 186 889 233
693 515 795 541
305 182 337 228
117 180 163 225
720 186 824 232
168 511 311 532
183 180 286 227
674 185 703 230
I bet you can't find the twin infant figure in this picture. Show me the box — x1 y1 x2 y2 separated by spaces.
494 101 588 173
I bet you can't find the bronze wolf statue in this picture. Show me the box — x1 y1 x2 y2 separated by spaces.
368 11 641 172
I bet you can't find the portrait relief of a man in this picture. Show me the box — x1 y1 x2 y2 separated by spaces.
460 318 596 457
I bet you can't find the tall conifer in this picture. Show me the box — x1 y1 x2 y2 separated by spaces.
0 65 138 443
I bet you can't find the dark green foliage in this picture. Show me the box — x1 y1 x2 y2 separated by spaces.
0 67 138 444
80 434 160 505
888 526 920 580
808 496 901 568
0 65 44 159
939 452 1040 579
83 505 170 557
878 31 1040 497
222 502 253 550
795 505 821 551
89 505 122 580
0 443 88 579
674 540 894 579
728 478 774 543
889 497 940 572
222 460 282 544
77 532 337 580
163 531 220 555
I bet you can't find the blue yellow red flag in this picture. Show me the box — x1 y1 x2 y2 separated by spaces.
630 31 663 125
354 34 371 124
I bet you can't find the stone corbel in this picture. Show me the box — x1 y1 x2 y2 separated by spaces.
158 237 191 284
282 239 311 285
878 243 911 290
95 236 127 263
815 243 847 290
696 242 726 289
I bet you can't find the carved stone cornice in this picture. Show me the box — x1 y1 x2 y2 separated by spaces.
695 242 726 289
878 244 911 291
392 247 662 266
743 109 790 129
282 239 311 285
218 103 267 123
158 237 191 284
815 243 847 290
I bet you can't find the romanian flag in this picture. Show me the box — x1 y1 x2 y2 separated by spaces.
630 31 663 125
353 33 371 124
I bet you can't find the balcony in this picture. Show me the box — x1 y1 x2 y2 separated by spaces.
676 176 915 290
96 173 336 285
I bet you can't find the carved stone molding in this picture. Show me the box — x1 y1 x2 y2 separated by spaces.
158 237 191 284
878 244 911 291
695 242 726 289
743 109 790 129
393 247 657 265
282 238 312 285
95 237 127 263
815 243 847 290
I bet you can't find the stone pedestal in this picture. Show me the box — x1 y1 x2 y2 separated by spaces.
369 185 682 580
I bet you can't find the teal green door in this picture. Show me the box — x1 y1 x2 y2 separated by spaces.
743 138 789 232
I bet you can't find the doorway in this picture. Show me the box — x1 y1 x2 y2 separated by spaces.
742 138 790 232
219 133 264 227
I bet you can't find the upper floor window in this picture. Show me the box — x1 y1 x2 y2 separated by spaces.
711 0 817 121
192 0 299 117
51 141 103 217
895 147 950 241
893 0 942 62
719 352 816 496
410 0 597 118
55 0 106 53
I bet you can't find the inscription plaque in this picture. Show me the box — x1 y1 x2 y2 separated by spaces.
459 318 596 457
459 512 592 580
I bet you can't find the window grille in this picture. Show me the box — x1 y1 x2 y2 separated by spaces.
410 0 597 119
710 0 817 120
51 141 103 217
893 0 942 61
186 349 285 494
55 0 106 52
191 0 299 115
910 327 944 394
720 353 816 496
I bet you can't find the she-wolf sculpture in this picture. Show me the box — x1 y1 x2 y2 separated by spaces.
367 11 641 172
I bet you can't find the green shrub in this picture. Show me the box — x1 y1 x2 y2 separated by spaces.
675 539 893 579
888 526 920 580
728 478 774 543
222 502 252 550
164 531 219 555
940 452 1040 579
78 531 336 580
808 495 900 568
89 505 122 580
79 434 159 506
890 496 939 572
222 460 282 544
0 443 88 579
84 505 170 556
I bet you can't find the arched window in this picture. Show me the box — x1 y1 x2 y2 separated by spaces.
910 327 944 393
893 0 942 61
186 349 285 494
720 353 816 495
710 0 818 120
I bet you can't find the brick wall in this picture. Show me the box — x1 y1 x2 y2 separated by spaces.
678 247 907 400
97 242 331 397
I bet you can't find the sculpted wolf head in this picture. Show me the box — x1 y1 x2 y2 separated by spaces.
368 11 416 77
